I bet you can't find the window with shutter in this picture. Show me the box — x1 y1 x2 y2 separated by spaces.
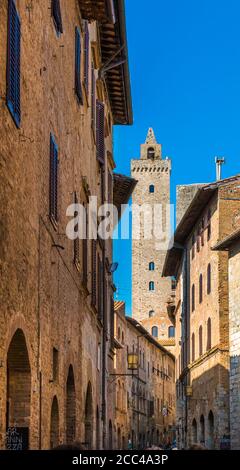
75 27 83 105
49 134 58 224
74 192 80 268
7 0 21 128
96 100 105 165
97 256 104 322
84 21 89 94
91 240 97 307
82 206 88 286
52 0 63 35
91 62 96 132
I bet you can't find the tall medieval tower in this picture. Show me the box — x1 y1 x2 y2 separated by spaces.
131 129 174 346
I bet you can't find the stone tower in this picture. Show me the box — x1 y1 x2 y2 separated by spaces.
131 128 174 345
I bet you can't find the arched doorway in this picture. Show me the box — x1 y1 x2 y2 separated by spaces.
122 435 125 450
85 382 93 449
109 420 113 450
200 415 205 445
66 365 76 444
117 427 121 449
96 407 100 450
50 396 59 449
6 329 31 450
192 418 197 444
207 411 214 449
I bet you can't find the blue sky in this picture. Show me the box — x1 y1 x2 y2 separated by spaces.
113 0 240 314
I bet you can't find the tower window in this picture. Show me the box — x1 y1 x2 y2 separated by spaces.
147 147 155 159
149 262 155 271
149 310 155 318
152 326 158 338
149 282 155 291
199 274 203 304
52 0 63 35
149 185 155 193
191 284 195 312
207 264 211 294
207 318 212 350
168 326 175 338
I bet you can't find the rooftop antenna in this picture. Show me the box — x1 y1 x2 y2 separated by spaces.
215 157 225 181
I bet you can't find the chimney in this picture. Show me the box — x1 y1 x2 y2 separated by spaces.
215 157 225 181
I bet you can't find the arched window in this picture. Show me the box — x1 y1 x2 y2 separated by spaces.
199 274 203 303
118 327 121 340
192 284 195 312
149 310 155 318
147 147 155 159
207 208 211 240
207 264 211 294
199 325 203 356
149 281 155 291
152 326 158 338
168 326 175 338
192 333 195 362
149 262 155 271
149 185 155 193
200 415 205 444
207 318 212 350
192 419 197 444
122 331 124 345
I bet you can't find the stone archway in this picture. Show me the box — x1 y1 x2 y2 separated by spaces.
85 382 93 449
66 365 76 444
6 329 31 450
192 418 197 444
207 411 214 449
96 406 100 450
50 396 59 449
108 420 113 450
199 415 205 445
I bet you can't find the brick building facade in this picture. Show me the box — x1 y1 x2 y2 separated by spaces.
114 301 175 449
213 228 240 449
131 129 175 349
0 0 133 450
163 176 240 449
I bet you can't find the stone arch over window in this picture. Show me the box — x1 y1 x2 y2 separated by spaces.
66 365 76 444
149 184 155 193
50 396 59 449
6 328 31 450
199 325 203 356
149 281 155 291
85 382 93 449
192 418 197 443
149 262 155 271
168 326 175 338
199 274 203 303
207 264 211 294
192 333 195 362
147 147 155 159
152 326 158 338
207 318 212 350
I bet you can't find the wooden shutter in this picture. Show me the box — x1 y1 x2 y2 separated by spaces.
74 192 80 267
52 0 63 34
84 21 89 94
49 134 58 223
91 240 97 307
7 0 21 128
91 62 96 131
75 27 83 105
96 100 105 164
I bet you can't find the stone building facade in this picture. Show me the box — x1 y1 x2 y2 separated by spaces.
0 0 133 450
114 301 176 449
162 176 240 449
213 228 240 449
131 129 175 347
